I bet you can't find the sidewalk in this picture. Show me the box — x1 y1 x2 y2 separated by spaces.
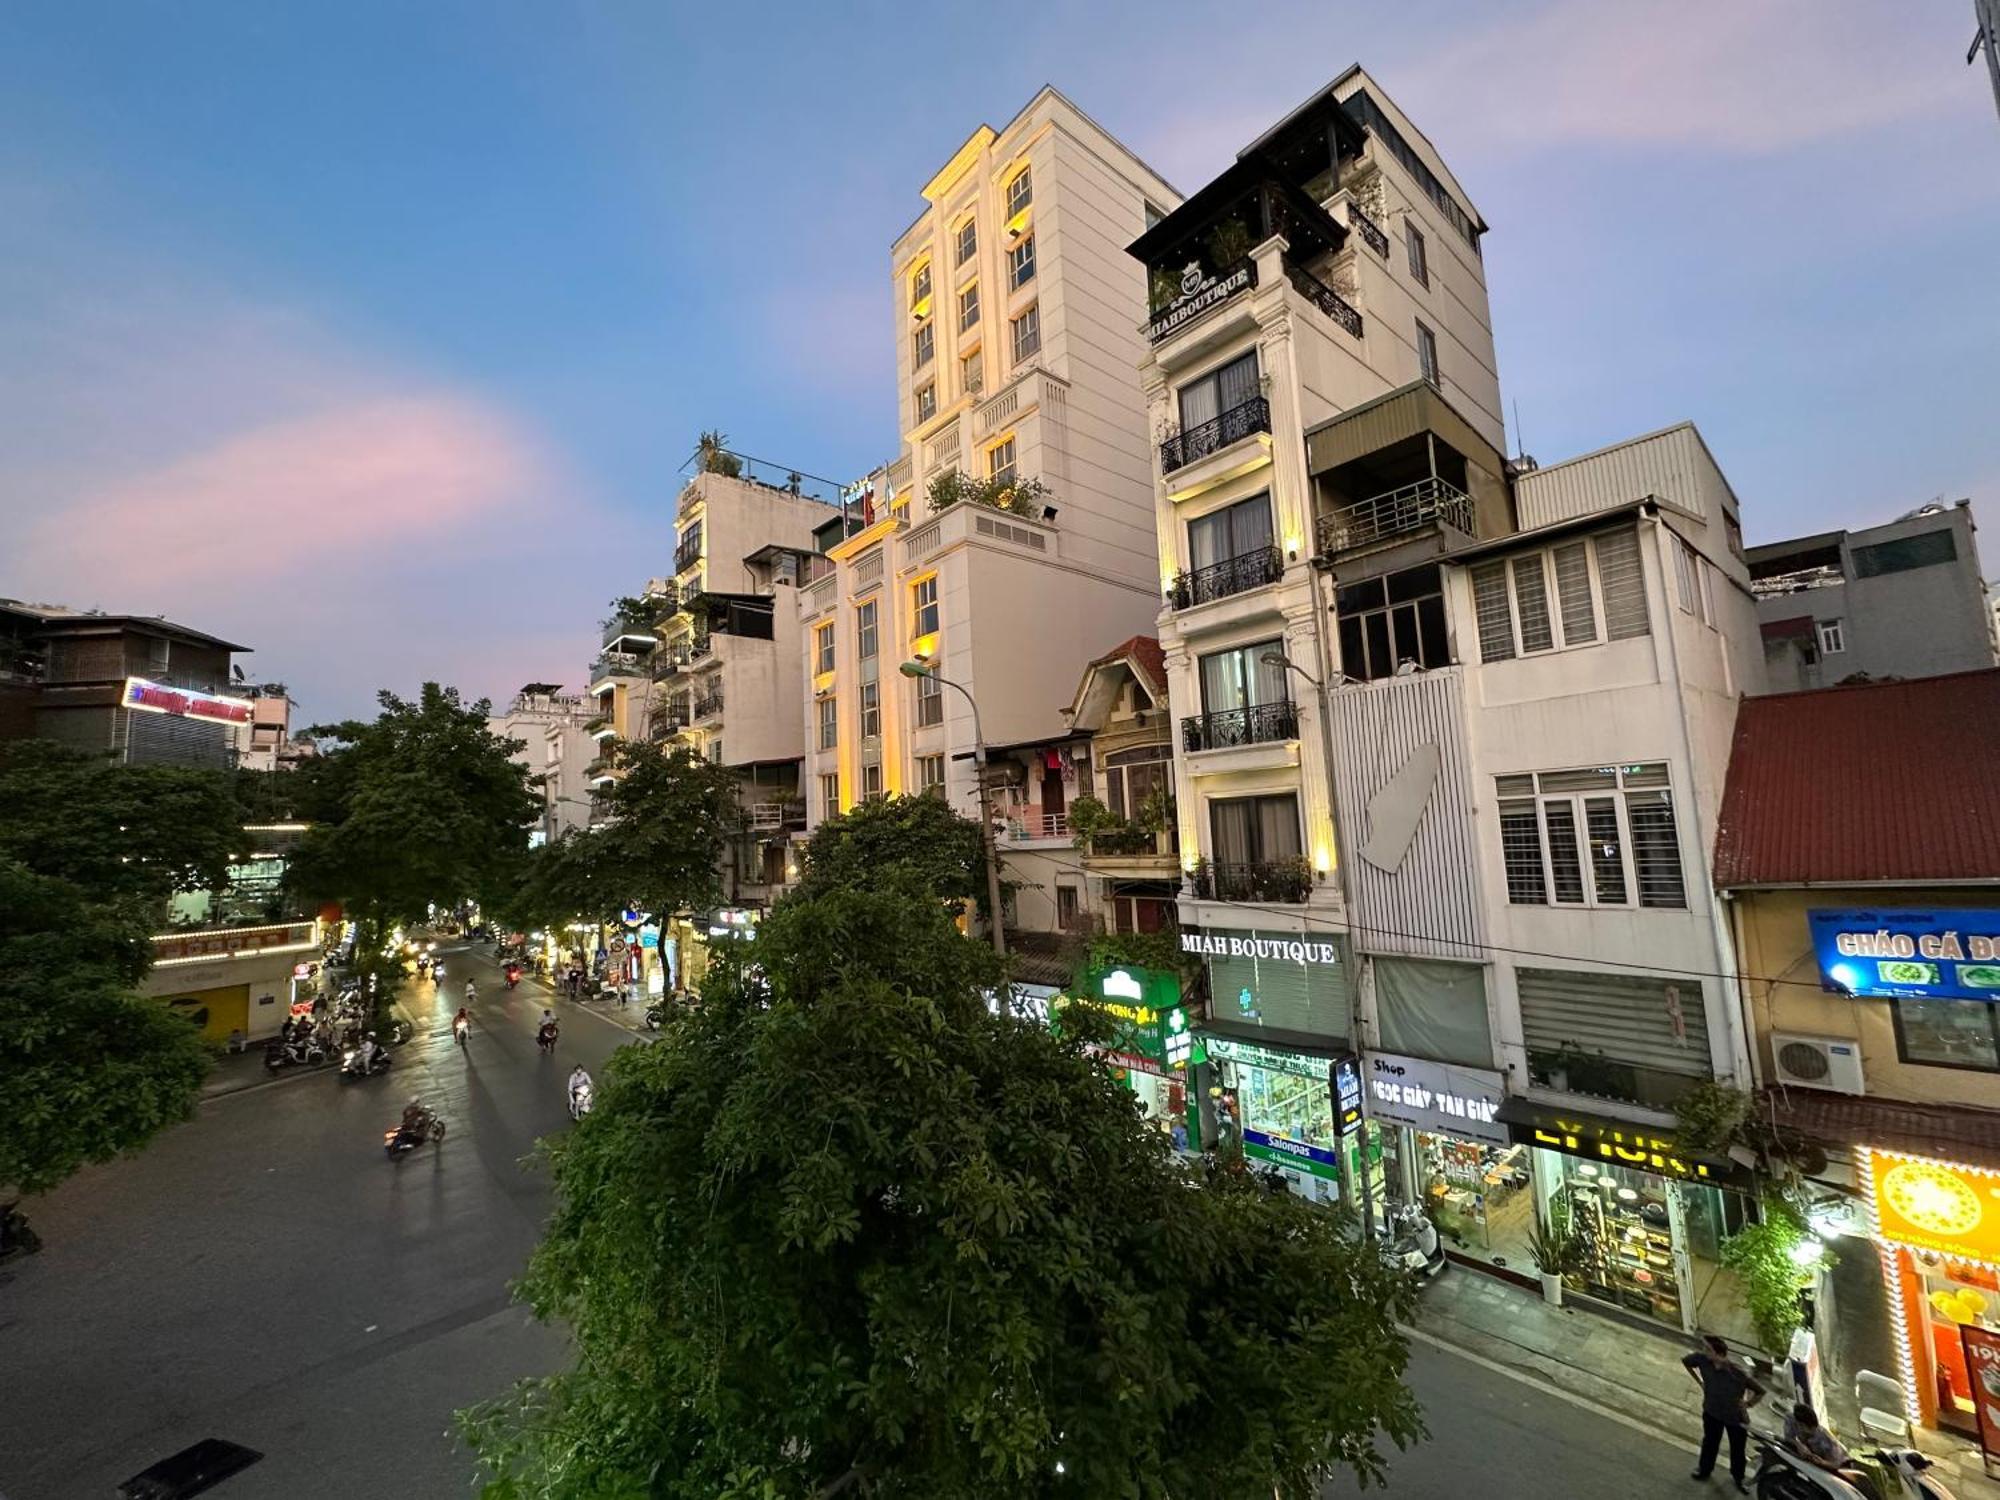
1413 1266 2000 1498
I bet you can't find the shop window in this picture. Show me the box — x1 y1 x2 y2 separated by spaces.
1494 763 1686 909
1894 997 2000 1072
1335 565 1449 681
1473 527 1648 662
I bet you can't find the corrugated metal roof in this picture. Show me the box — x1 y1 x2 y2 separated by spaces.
1714 668 2000 887
1303 380 1500 478
1766 1088 2000 1172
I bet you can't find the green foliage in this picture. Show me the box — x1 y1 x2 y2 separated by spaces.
1062 794 1117 849
604 593 663 631
1722 1195 1821 1355
1147 265 1180 315
461 882 1423 1498
1204 216 1253 270
1527 1195 1581 1277
797 793 988 916
925 467 1052 519
1074 927 1201 992
1672 1079 1753 1159
0 861 210 1194
697 429 743 478
1132 781 1175 836
0 741 242 913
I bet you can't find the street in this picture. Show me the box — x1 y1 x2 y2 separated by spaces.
0 942 639 1500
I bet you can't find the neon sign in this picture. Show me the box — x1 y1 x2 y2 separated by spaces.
122 677 252 725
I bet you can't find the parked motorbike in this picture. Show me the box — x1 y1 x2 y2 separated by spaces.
643 1002 665 1031
1386 1203 1447 1280
0 1201 43 1265
383 1114 447 1158
1752 1428 1958 1500
340 1046 394 1080
264 1035 329 1072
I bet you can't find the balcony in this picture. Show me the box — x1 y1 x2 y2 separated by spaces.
1181 701 1298 753
1315 475 1475 558
1166 546 1284 610
688 634 716 665
673 536 702 575
1286 263 1363 340
1189 857 1314 905
1750 564 1845 598
601 615 659 652
1005 810 1070 841
692 689 724 721
1346 201 1389 259
1160 395 1271 476
745 799 808 833
587 651 646 690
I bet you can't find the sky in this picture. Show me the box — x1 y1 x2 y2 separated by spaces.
3 1 1995 723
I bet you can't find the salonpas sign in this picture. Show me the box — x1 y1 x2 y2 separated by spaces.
1181 931 1341 967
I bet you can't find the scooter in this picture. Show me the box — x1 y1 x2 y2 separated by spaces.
1752 1429 1958 1500
505 967 520 992
383 1114 447 1158
453 1016 470 1048
569 1081 593 1121
264 1035 328 1071
1385 1203 1447 1280
340 1047 393 1080
537 1022 559 1055
643 1002 665 1031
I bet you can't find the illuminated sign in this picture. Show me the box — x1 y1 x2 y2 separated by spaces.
1810 909 2000 1002
122 677 253 726
1330 1053 1363 1138
1364 1052 1507 1146
152 921 318 966
1180 931 1341 966
1051 966 1198 1074
1867 1149 2000 1264
1505 1102 1749 1187
1146 260 1255 343
1203 1035 1334 1080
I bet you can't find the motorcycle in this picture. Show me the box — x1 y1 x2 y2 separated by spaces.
0 1201 43 1265
537 1021 559 1054
1386 1203 1447 1280
569 1080 594 1120
383 1113 447 1158
453 1016 470 1048
505 967 520 991
340 1046 394 1080
643 1002 665 1031
1752 1429 1958 1500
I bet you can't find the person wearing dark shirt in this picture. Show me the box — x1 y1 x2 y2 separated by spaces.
1683 1334 1766 1490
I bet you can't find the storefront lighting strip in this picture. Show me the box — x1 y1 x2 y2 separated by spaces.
1858 1148 1928 1429
153 941 320 968
152 922 316 941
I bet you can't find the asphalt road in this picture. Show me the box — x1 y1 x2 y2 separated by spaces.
0 940 638 1500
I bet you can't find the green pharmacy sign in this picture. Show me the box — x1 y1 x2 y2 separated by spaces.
1052 965 1202 1074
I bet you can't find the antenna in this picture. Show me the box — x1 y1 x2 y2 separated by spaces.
1511 398 1525 462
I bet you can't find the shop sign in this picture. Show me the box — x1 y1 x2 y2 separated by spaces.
1243 1128 1342 1182
152 922 317 965
1364 1052 1508 1146
1051 966 1198 1073
1961 1326 2000 1473
638 924 660 950
620 905 648 928
122 676 253 725
1867 1149 2000 1264
1181 930 1340 966
1810 909 2000 1002
1504 1101 1748 1188
1146 260 1255 343
1203 1034 1334 1080
1331 1053 1363 1138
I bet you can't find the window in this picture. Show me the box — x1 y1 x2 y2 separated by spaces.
1009 303 1040 364
910 261 931 311
817 696 838 750
955 218 977 267
709 739 724 764
1407 224 1429 287
1894 998 2000 1072
987 437 1017 487
1817 618 1846 654
1854 528 1957 578
914 669 943 726
1143 200 1166 231
1103 744 1169 819
814 621 835 675
1471 527 1648 662
855 600 878 662
913 321 934 368
1176 350 1259 433
1007 235 1036 290
912 576 939 637
961 347 983 395
819 772 840 814
1186 492 1273 573
958 282 979 333
859 682 880 738
1199 638 1290 713
1208 793 1303 867
917 753 945 794
861 763 884 801
1005 166 1032 219
1672 538 1708 622
1494 763 1687 909
1335 565 1450 681
914 383 936 425
1056 886 1081 928
1416 320 1439 387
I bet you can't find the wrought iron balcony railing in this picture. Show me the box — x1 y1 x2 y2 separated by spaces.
1189 856 1313 904
673 538 702 575
1347 202 1389 259
1286 263 1363 339
1166 546 1284 610
1315 475 1475 557
1159 395 1271 475
693 691 724 720
1181 701 1298 753
1085 826 1165 857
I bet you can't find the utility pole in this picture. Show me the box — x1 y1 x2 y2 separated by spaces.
901 660 1005 956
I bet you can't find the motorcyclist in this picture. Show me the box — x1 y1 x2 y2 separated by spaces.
400 1097 432 1143
464 978 476 1004
453 1006 472 1044
538 1009 558 1051
567 1065 593 1116
354 1030 380 1073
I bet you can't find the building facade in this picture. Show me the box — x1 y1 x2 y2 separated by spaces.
488 683 598 842
1748 500 1994 690
803 86 1180 833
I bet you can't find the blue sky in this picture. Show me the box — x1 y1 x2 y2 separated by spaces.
3 1 1995 721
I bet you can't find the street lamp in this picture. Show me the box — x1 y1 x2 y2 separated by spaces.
900 659 1006 957
1258 651 1374 1236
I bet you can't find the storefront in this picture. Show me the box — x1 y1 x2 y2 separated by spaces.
1051 965 1201 1151
1361 1052 1527 1275
1500 1099 1756 1337
1860 1147 2000 1435
1201 1033 1361 1205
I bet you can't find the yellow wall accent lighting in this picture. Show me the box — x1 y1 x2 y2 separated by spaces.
911 631 939 661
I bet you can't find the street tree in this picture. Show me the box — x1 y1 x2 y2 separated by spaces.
798 792 988 914
0 861 211 1196
462 881 1423 1498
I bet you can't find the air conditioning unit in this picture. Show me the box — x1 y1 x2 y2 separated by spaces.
1771 1033 1865 1096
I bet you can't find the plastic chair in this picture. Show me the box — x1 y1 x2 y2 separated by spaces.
1856 1370 1912 1444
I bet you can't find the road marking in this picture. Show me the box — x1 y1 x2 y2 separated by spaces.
1404 1324 1692 1448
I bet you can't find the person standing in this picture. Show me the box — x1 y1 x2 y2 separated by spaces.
1683 1333 1765 1491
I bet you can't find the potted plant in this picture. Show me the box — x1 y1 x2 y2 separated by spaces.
1527 1202 1578 1307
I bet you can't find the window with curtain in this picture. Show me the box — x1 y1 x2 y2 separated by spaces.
1208 794 1302 867
1198 639 1289 713
1103 745 1170 818
1186 493 1272 572
1177 350 1260 433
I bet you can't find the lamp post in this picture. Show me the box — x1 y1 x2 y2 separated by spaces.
1259 651 1374 1236
900 659 1006 957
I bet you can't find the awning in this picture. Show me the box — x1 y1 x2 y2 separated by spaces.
1765 1088 2000 1174
1303 380 1502 478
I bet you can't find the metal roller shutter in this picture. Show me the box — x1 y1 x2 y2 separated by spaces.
1516 966 1710 1077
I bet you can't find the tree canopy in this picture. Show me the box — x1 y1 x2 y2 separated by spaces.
798 792 988 914
462 880 1422 1498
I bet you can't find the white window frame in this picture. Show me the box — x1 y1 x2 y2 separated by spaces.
915 669 943 727
913 320 935 368
958 281 979 333
1005 166 1032 219
912 576 939 638
1007 235 1036 291
955 217 977 267
816 695 838 750
1495 764 1686 911
856 599 878 662
914 383 936 426
910 260 931 310
961 346 983 396
917 753 945 793
861 763 884 801
859 681 880 739
814 621 835 675
987 437 1017 487
1472 530 1646 662
1010 303 1040 366
819 772 840 813
1817 618 1846 654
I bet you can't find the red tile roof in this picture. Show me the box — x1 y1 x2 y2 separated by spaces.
1767 1088 2000 1172
1093 635 1167 697
1714 669 2000 887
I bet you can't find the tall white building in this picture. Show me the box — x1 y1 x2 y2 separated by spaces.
489 683 597 841
802 86 1181 837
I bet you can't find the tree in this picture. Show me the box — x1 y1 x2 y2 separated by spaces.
696 429 744 478
461 882 1423 1497
0 861 211 1195
798 793 988 914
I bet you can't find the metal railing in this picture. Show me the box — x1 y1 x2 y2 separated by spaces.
673 537 702 575
1750 565 1845 597
745 800 808 832
1347 202 1389 258
1190 856 1313 904
688 634 715 663
693 690 724 720
1181 701 1298 752
1315 475 1475 556
1006 810 1070 840
588 651 645 685
1166 545 1284 610
1086 826 1163 857
1160 395 1272 475
602 615 659 649
1286 262 1363 339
